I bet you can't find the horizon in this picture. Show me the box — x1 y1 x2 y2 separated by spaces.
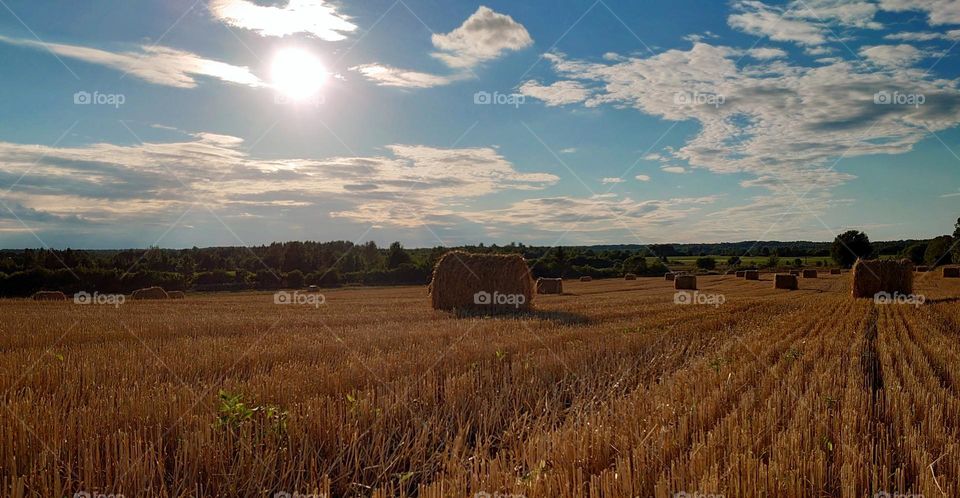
1 0 959 249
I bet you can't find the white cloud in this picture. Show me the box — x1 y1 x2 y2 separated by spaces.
790 0 882 29
0 35 261 88
729 1 826 45
748 47 788 59
209 0 357 41
431 6 533 69
518 80 591 106
879 0 960 26
635 174 651 182
350 64 457 88
661 166 688 174
601 177 625 184
860 44 924 67
885 29 960 41
560 148 578 154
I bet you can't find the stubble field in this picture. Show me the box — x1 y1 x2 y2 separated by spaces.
2 273 959 497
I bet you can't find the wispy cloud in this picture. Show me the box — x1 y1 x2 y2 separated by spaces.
209 0 357 41
350 64 458 88
0 35 262 88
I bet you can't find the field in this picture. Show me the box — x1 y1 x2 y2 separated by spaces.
2 273 960 497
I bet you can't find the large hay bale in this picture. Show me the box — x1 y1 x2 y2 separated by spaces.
624 273 637 281
735 271 746 278
131 287 169 300
802 269 818 278
830 269 841 275
168 291 186 299
664 273 676 281
429 251 534 312
674 275 697 290
944 267 960 278
744 270 760 281
852 259 913 299
537 278 563 295
579 276 593 282
31 291 67 301
774 274 798 290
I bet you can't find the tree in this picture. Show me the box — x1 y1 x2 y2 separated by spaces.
924 235 954 267
727 256 741 267
954 217 960 263
695 257 716 270
386 242 412 270
285 270 304 289
902 242 928 266
831 230 873 268
622 254 648 274
793 258 803 268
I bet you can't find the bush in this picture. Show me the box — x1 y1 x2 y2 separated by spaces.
696 257 717 270
285 270 304 289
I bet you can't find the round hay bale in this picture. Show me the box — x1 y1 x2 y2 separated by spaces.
579 276 593 282
735 271 746 278
744 270 760 281
536 278 563 295
664 273 676 281
944 267 960 278
830 269 841 275
131 287 169 300
774 274 799 290
31 290 67 301
802 269 818 278
167 291 186 299
674 275 697 290
852 259 913 299
429 251 534 312
624 273 637 281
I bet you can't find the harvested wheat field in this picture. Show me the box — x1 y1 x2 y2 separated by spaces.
2 274 960 498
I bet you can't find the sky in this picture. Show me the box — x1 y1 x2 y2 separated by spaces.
0 0 958 249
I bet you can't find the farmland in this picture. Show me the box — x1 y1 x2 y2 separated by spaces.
2 273 959 497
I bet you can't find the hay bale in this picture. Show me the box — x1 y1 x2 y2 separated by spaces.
774 274 798 290
674 275 697 290
429 251 533 312
944 267 960 278
664 273 676 281
31 290 67 301
624 273 637 281
536 278 563 295
802 270 818 278
579 276 593 282
916 265 929 273
744 270 760 281
131 287 169 300
168 291 186 299
735 271 746 278
830 269 841 275
851 259 913 299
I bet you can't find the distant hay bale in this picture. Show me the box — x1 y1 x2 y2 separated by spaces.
579 276 593 282
168 291 186 299
789 270 801 276
851 259 913 299
429 251 534 312
31 291 67 301
916 265 929 273
624 273 637 281
944 267 960 278
131 287 169 300
774 274 798 290
674 275 697 290
744 270 760 281
665 273 676 281
830 269 841 275
802 270 818 278
536 278 563 295
735 271 746 278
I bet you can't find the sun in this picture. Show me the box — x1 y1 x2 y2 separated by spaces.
271 48 327 101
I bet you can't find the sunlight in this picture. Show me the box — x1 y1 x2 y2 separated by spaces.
270 48 326 101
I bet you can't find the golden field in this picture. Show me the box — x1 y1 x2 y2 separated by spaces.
2 273 959 497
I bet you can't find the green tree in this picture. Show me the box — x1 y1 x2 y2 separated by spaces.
727 256 741 267
285 270 304 289
622 254 648 274
831 230 873 268
386 242 412 270
925 235 954 267
954 217 960 263
902 242 928 266
696 257 717 270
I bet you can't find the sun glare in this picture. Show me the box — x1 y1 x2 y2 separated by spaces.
271 48 327 101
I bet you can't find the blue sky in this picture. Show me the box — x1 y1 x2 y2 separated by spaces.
0 0 958 249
